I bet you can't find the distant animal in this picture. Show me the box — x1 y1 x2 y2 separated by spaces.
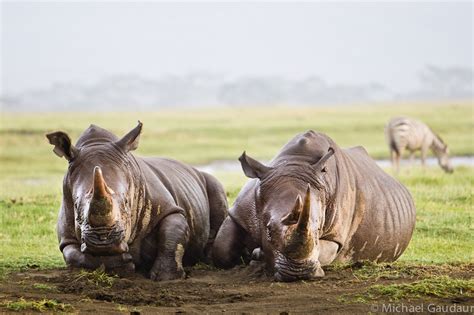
212 130 416 282
46 122 227 281
385 117 453 173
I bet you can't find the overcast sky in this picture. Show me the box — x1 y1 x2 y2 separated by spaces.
1 1 473 95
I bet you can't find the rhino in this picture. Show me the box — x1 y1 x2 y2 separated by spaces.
46 122 227 280
213 130 416 282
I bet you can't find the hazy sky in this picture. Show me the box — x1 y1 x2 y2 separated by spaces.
1 1 473 95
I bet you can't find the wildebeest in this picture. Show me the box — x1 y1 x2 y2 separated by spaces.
213 130 416 282
385 117 453 173
46 122 227 280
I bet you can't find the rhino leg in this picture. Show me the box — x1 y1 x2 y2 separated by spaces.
202 172 228 259
212 216 247 268
63 244 101 269
318 240 339 266
63 244 135 273
149 212 189 281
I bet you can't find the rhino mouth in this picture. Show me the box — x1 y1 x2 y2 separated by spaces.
81 224 127 255
274 252 324 282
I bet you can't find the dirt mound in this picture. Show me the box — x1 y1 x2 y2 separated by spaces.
1 262 473 313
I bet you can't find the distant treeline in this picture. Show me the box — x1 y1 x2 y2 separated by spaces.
1 65 472 111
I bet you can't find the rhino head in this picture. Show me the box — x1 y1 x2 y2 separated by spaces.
239 144 335 282
47 122 143 256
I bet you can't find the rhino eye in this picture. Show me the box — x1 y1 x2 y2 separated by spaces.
266 221 280 242
73 197 80 209
265 221 271 238
266 228 272 241
73 193 89 210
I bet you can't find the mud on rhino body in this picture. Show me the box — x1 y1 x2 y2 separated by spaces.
47 122 227 280
213 130 416 282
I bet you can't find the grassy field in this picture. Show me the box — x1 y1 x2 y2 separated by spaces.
0 101 472 178
0 101 473 277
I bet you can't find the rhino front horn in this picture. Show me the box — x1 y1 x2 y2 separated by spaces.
283 184 315 259
88 166 115 227
296 184 312 232
93 166 114 198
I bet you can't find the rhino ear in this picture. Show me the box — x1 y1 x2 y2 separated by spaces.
116 121 143 152
312 147 335 172
46 131 78 161
238 151 272 179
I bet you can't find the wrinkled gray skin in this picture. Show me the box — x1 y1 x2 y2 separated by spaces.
47 122 227 280
213 130 416 282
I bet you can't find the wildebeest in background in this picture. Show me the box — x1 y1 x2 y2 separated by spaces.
213 130 416 282
385 117 453 173
46 122 227 280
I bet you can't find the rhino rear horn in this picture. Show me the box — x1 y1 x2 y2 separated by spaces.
116 121 143 152
312 147 335 172
281 195 303 226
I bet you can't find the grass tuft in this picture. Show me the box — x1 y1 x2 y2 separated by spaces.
32 282 57 291
1 298 73 312
351 261 422 281
73 268 117 288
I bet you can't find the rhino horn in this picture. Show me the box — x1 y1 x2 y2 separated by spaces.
296 184 312 232
283 184 315 258
281 195 303 226
312 147 335 171
88 166 115 227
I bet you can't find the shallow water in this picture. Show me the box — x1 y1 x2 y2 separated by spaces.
195 156 474 174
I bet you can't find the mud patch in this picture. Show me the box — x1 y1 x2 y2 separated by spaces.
0 262 473 313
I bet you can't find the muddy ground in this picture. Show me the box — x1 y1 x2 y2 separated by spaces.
0 263 473 314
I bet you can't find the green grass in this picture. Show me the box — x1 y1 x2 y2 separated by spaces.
72 268 117 288
340 276 474 303
0 102 473 276
398 166 473 263
32 283 57 292
0 298 73 312
348 261 425 281
329 260 474 282
0 101 472 178
0 178 64 277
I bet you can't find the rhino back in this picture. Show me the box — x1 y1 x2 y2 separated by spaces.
337 146 416 262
